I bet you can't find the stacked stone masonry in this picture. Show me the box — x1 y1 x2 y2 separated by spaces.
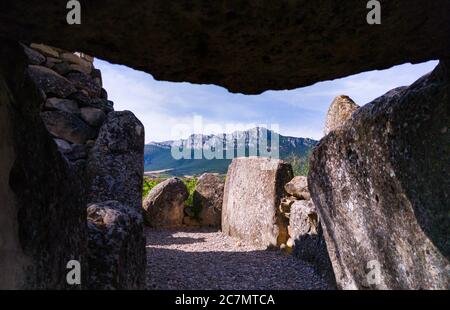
23 43 113 162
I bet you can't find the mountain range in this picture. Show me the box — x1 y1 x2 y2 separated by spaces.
144 128 318 176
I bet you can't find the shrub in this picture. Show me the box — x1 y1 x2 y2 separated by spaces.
142 177 163 198
182 177 197 209
286 151 312 176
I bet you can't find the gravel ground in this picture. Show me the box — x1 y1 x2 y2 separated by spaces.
145 227 331 290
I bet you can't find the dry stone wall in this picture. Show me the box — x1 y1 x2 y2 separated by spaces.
23 42 112 163
0 41 147 289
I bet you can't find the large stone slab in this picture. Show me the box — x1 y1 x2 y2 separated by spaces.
1 1 448 94
0 41 87 289
222 157 293 247
309 60 450 289
86 111 145 209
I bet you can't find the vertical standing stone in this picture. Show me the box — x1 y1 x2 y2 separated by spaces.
222 157 293 248
0 40 87 289
193 173 225 228
86 111 145 209
86 110 147 289
309 61 450 289
323 95 359 135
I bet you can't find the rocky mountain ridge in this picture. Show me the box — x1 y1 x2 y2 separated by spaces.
145 128 318 176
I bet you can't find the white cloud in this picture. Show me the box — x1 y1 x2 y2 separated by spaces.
95 59 438 143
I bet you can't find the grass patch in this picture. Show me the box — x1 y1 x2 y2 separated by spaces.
143 177 164 198
182 177 197 208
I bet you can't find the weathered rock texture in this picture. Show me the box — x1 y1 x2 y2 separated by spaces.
1 1 449 94
86 111 145 209
22 42 113 164
143 177 189 228
0 40 87 289
288 200 335 286
85 111 146 290
87 201 146 290
285 176 311 200
278 175 335 286
0 40 146 289
324 95 359 135
222 157 293 247
309 61 450 289
192 173 225 228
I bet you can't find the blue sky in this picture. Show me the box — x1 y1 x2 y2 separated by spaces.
94 59 438 143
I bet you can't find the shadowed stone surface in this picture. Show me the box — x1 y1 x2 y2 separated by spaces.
45 98 80 115
27 65 76 98
289 200 335 287
309 61 450 289
1 1 448 94
0 40 87 289
41 110 96 144
87 201 146 290
86 111 145 209
193 173 224 228
222 157 293 247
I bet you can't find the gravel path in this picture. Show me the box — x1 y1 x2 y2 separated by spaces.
145 227 330 290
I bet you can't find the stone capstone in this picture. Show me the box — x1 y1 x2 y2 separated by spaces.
2 1 448 94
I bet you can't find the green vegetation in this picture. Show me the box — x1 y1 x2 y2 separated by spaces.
286 151 312 176
182 177 197 209
142 177 164 198
142 176 199 215
144 130 318 177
